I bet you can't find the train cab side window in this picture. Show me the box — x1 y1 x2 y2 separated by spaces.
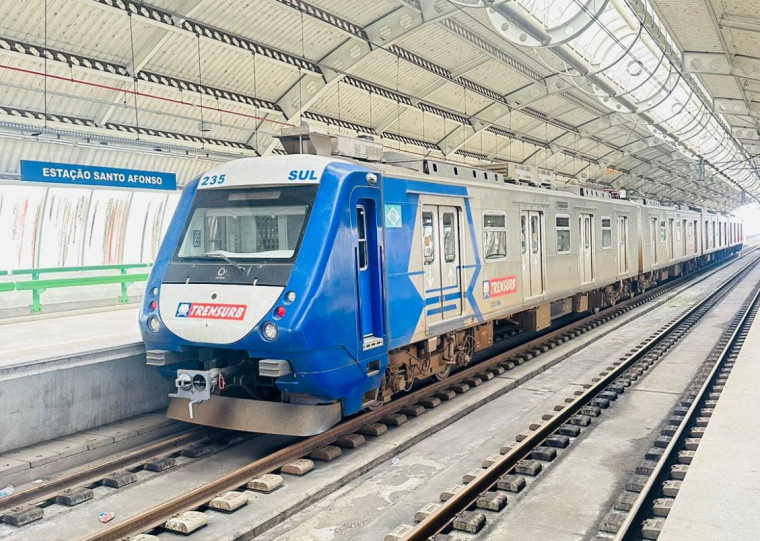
356 206 368 270
601 217 612 248
521 215 527 254
556 215 570 253
422 211 435 265
483 212 507 261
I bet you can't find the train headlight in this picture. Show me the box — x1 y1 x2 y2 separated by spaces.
147 315 161 333
262 321 278 341
285 291 296 303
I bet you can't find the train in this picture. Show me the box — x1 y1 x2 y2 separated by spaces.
139 130 743 436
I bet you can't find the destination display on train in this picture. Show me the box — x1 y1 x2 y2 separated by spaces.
20 160 177 191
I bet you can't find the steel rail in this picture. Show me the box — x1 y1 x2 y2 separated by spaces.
612 275 760 540
0 428 209 513
77 252 750 541
402 253 760 540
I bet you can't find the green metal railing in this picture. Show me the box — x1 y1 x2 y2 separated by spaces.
0 263 152 312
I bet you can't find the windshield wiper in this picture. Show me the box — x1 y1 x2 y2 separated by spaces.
204 251 246 273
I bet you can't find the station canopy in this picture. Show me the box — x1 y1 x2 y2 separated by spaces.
0 0 758 210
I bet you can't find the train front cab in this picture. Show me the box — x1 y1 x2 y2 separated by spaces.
141 156 391 435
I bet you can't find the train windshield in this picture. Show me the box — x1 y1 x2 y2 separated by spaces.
175 185 318 263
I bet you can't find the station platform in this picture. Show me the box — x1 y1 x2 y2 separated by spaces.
658 308 760 540
0 305 140 368
0 305 173 458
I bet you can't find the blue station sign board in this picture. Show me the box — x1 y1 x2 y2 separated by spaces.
20 160 177 191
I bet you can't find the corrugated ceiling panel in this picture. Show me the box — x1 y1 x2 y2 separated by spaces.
528 94 577 118
554 107 599 127
396 108 448 142
698 73 743 100
422 81 493 116
0 1 126 65
144 34 300 103
353 48 442 97
711 0 760 20
726 27 760 57
506 110 543 132
526 123 566 141
190 0 345 62
652 0 723 52
397 24 489 74
0 58 118 120
465 60 533 95
462 129 500 157
307 83 374 129
303 0 398 27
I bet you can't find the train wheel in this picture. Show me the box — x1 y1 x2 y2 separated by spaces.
433 366 451 381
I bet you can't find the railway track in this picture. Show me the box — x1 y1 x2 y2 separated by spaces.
0 427 254 516
0 252 752 540
597 267 760 540
387 251 760 540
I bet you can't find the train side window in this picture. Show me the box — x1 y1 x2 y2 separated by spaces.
676 221 681 241
356 206 368 270
442 212 456 263
601 217 612 248
556 215 570 253
422 211 435 265
483 212 507 261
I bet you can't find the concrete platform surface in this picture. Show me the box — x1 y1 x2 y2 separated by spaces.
0 305 141 368
0 306 173 454
658 311 760 541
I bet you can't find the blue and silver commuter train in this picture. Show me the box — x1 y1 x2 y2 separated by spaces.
139 135 743 435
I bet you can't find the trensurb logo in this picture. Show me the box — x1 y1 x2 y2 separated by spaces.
175 302 247 320
482 276 518 299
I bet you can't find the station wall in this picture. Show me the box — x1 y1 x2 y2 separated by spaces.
0 182 180 270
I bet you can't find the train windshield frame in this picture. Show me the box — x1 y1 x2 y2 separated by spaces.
173 185 318 265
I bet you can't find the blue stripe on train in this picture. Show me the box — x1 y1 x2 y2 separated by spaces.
426 304 459 316
425 291 462 306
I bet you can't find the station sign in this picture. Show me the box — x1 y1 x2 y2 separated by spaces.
20 160 177 191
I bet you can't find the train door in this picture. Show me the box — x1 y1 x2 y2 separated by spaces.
421 205 462 324
353 196 384 350
617 215 628 274
521 210 544 297
681 220 687 255
579 213 594 283
668 219 674 260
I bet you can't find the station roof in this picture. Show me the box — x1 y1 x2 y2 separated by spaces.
0 0 758 210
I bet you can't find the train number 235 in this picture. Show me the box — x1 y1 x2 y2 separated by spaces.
200 174 226 186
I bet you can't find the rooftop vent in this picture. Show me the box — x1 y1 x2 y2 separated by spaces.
276 125 383 161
